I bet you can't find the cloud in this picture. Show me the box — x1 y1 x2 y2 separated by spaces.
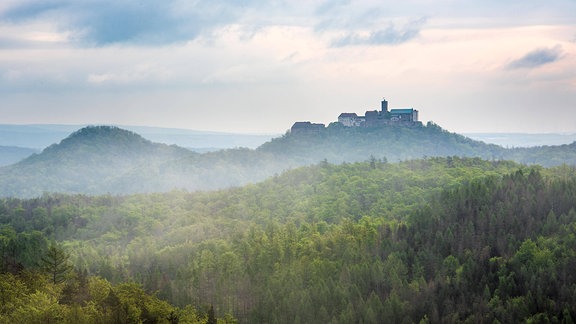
0 37 32 49
506 45 563 69
315 0 351 15
3 0 572 49
86 64 171 85
331 17 427 47
0 0 254 46
312 3 426 47
0 1 66 22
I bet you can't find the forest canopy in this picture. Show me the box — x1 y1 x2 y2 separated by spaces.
2 157 576 322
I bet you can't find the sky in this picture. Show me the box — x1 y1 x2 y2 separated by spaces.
0 0 575 134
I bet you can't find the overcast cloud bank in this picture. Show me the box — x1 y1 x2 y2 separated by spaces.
0 0 575 134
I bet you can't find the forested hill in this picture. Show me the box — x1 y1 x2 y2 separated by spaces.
0 126 196 197
2 158 576 322
0 123 575 198
258 122 505 163
26 126 192 161
504 141 576 166
258 123 576 167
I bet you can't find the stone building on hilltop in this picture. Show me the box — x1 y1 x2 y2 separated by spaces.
343 99 420 128
337 113 363 127
290 98 421 133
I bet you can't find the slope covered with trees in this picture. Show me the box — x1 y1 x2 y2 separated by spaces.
1 123 576 198
2 157 576 322
504 141 576 167
0 231 232 323
0 126 196 197
0 123 513 198
259 122 505 164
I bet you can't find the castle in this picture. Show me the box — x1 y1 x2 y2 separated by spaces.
291 98 421 134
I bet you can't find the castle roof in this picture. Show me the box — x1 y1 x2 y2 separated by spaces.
339 113 358 118
390 108 416 114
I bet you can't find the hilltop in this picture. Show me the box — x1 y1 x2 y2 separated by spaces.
0 126 195 197
260 122 505 164
0 124 275 151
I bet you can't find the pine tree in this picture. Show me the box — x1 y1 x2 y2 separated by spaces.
207 305 217 324
41 243 73 284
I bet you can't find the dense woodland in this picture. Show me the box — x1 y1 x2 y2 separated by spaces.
2 156 576 322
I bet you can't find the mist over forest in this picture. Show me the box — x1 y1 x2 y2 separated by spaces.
2 0 575 321
2 123 576 323
1 123 576 198
0 123 576 198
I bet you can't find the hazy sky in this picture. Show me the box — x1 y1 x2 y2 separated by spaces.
1 0 575 134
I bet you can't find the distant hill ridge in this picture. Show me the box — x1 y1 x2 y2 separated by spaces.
0 124 575 198
0 126 195 197
43 126 153 152
22 125 192 165
0 124 275 151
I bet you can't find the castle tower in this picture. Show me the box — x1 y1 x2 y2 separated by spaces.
381 98 388 113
